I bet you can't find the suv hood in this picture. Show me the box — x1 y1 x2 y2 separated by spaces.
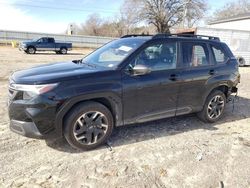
21 41 33 44
11 61 106 84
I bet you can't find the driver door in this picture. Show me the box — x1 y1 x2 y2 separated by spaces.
36 38 49 50
122 40 181 124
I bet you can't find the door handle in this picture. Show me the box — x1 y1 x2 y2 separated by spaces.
169 74 178 81
209 69 215 75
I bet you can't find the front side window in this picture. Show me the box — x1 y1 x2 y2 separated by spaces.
37 38 47 43
129 42 177 71
211 45 229 64
182 42 209 67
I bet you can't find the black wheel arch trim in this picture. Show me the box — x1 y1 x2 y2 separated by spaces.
54 92 123 136
202 82 230 107
204 73 237 102
60 47 68 50
27 45 36 50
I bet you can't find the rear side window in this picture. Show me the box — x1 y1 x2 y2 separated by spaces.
182 42 209 68
211 45 229 64
48 38 54 43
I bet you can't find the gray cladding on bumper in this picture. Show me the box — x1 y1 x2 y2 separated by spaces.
10 119 43 139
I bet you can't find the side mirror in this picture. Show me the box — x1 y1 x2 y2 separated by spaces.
132 64 151 76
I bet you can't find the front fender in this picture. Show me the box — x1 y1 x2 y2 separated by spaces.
54 91 122 136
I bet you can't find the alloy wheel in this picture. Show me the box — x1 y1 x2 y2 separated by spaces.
207 95 225 119
73 111 108 145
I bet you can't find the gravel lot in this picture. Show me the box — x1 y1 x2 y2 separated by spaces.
0 46 250 188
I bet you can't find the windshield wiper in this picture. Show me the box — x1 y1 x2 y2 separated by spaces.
79 59 97 68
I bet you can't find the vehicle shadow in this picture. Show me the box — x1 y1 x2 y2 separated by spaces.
25 52 84 55
45 95 250 153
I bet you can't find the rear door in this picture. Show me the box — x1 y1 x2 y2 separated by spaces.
177 41 214 114
122 40 181 124
47 38 56 50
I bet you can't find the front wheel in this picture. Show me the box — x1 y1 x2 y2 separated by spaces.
197 90 226 123
27 47 36 54
64 102 114 150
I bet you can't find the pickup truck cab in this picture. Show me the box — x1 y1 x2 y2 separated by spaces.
19 37 72 54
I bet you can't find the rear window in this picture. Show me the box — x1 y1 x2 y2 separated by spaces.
211 44 229 64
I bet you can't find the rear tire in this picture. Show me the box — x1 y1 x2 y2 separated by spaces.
60 47 67 54
64 102 114 150
197 90 226 123
238 57 245 67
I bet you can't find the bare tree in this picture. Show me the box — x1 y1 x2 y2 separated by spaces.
80 13 103 36
121 0 207 33
120 0 142 34
182 0 207 28
212 0 250 21
78 0 207 37
140 0 184 33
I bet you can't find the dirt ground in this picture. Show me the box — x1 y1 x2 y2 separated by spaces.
0 46 250 188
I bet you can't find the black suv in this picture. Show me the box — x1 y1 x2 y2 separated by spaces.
8 34 240 150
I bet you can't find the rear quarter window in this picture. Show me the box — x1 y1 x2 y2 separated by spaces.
210 44 229 64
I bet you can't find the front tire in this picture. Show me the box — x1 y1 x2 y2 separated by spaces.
27 47 36 54
64 102 114 150
197 90 226 123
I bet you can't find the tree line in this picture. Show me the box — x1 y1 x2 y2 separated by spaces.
69 0 250 37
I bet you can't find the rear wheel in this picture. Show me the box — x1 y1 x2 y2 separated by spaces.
238 57 245 67
197 90 226 123
60 47 67 54
64 102 114 150
27 47 36 54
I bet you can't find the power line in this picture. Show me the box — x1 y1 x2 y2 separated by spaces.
0 2 119 13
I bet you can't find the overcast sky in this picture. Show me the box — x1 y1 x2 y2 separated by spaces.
0 0 232 34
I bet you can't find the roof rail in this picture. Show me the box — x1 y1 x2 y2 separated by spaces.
152 33 220 41
121 34 152 38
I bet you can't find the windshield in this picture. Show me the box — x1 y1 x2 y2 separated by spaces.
81 38 148 69
31 38 40 42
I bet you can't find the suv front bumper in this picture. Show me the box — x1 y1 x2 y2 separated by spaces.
10 119 43 138
19 46 27 51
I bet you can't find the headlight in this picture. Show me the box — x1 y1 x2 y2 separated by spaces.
10 83 58 99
